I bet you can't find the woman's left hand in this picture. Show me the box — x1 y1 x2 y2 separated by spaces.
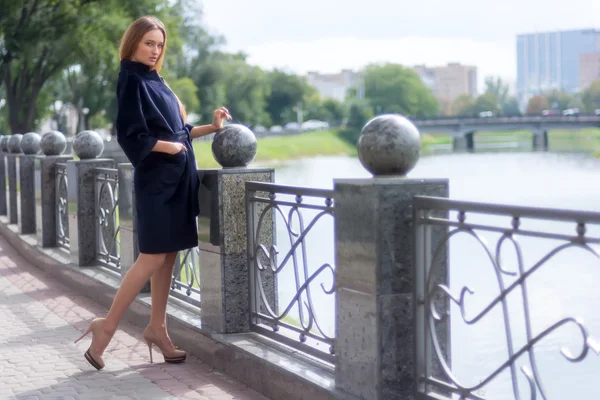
212 107 232 130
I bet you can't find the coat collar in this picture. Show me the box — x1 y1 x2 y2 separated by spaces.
120 59 155 74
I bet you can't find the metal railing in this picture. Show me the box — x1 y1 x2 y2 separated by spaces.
94 168 120 273
55 163 69 250
170 247 201 307
246 181 336 363
412 114 600 126
413 195 600 400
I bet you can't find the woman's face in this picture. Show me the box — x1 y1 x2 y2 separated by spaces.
132 29 164 67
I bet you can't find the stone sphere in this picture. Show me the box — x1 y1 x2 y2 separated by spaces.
20 132 42 154
40 131 67 156
73 130 104 159
0 136 10 152
8 134 23 154
357 114 421 176
211 124 257 168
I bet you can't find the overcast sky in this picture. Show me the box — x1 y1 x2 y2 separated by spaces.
200 0 600 91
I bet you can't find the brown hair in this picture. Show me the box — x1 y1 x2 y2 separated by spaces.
119 16 187 122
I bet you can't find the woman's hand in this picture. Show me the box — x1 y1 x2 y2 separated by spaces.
165 142 187 155
211 107 232 130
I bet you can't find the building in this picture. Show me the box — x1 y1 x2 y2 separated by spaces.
516 29 600 109
579 52 600 90
412 63 478 114
305 70 361 103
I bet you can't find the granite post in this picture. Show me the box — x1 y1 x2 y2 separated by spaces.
0 135 9 216
67 130 110 266
532 129 548 151
6 133 23 224
17 154 37 234
6 155 18 224
452 131 474 152
335 114 450 400
36 155 72 246
197 167 275 333
117 163 150 292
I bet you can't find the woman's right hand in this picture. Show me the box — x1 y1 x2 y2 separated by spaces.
166 142 187 155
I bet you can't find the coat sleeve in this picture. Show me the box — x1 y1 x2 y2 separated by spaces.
115 73 158 167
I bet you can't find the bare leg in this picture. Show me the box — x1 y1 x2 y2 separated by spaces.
149 252 178 331
103 253 167 336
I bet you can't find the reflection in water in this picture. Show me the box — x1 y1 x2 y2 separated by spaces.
267 146 600 399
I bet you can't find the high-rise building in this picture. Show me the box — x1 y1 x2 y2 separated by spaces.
412 63 478 114
579 52 600 90
516 29 600 109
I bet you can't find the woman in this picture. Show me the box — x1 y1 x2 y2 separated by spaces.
74 15 231 370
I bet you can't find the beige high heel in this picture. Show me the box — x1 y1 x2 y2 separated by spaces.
74 318 110 370
143 325 186 364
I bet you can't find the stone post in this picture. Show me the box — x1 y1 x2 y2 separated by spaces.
335 115 449 400
117 162 150 292
17 132 42 234
6 134 23 224
67 130 112 266
452 131 474 152
35 131 70 247
532 129 548 151
0 135 10 216
197 124 276 334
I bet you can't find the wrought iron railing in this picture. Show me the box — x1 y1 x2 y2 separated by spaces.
170 247 201 307
94 168 120 273
413 195 600 400
55 163 69 250
246 181 336 363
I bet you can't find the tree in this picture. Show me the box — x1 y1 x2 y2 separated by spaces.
502 97 521 117
483 76 509 108
581 80 600 112
220 55 271 127
265 70 312 126
545 90 575 110
346 100 373 130
526 95 549 115
472 93 501 115
451 94 475 116
321 98 346 126
0 0 164 133
362 63 439 118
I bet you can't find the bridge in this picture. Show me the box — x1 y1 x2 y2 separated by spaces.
411 115 600 150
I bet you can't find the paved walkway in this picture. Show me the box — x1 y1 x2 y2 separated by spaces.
0 236 268 400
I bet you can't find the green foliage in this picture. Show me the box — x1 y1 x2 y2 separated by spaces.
362 63 439 118
221 57 271 127
581 80 600 112
545 90 576 110
451 94 475 116
526 95 549 114
265 70 313 125
502 97 521 116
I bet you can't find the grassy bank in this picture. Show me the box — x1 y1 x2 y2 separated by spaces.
191 127 600 168
193 129 357 168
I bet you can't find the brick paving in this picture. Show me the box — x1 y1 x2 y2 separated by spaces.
0 236 269 400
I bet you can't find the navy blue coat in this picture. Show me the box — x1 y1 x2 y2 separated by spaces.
116 59 200 254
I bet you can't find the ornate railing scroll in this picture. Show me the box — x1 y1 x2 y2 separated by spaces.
94 168 120 273
170 247 201 308
413 195 600 400
55 163 69 250
246 181 336 363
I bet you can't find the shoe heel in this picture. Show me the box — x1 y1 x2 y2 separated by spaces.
146 340 153 364
74 325 93 344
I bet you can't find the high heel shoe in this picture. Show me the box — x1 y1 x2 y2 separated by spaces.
74 318 111 370
143 325 186 364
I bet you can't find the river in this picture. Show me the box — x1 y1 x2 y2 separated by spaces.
264 144 600 399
